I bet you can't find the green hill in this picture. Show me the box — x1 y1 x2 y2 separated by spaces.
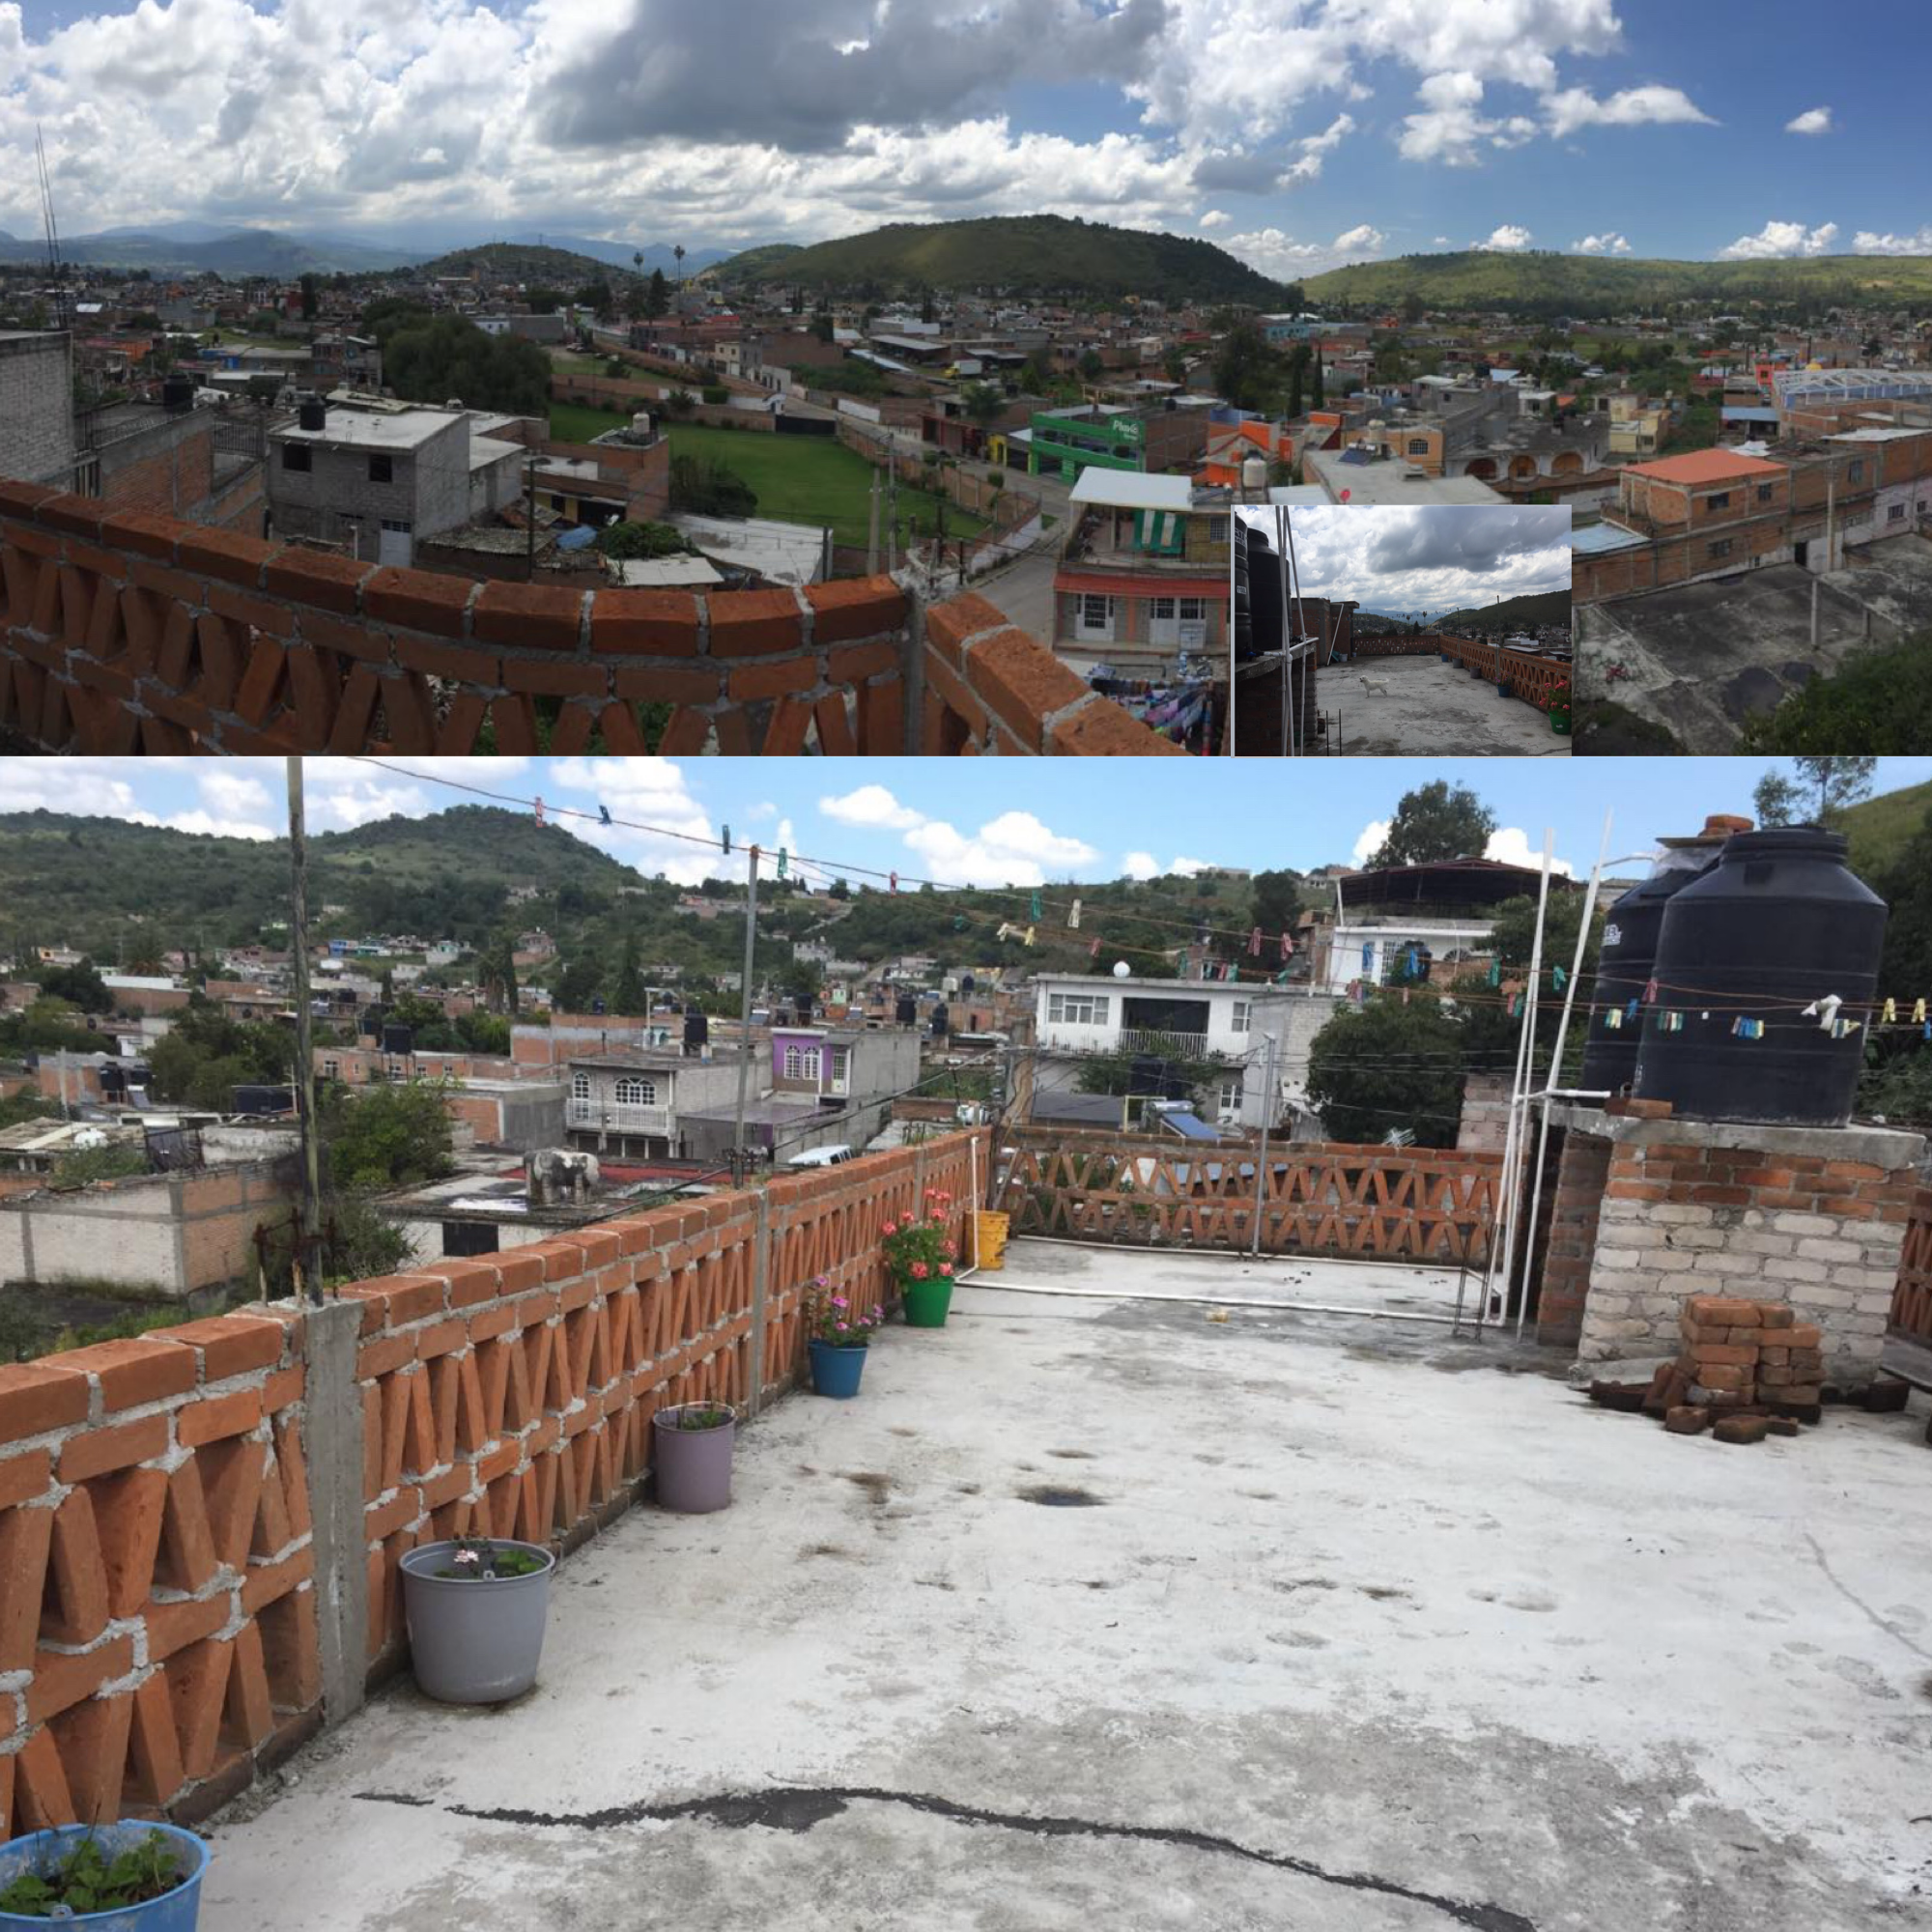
1435 590 1573 633
1837 780 1932 879
1301 249 1932 314
410 242 641 288
707 243 804 284
721 215 1293 305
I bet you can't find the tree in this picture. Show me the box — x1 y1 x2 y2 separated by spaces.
1370 781 1498 867
1213 321 1278 412
575 280 614 314
37 959 111 1013
1078 348 1104 382
1310 342 1324 407
1400 292 1425 324
920 286 937 325
298 273 318 322
611 931 645 1013
555 957 602 1011
959 382 1004 432
525 286 565 315
1305 994 1466 1148
668 454 756 517
381 314 552 413
321 1079 455 1191
477 933 519 1015
1739 642 1932 755
1249 869 1301 940
644 269 669 319
829 878 850 900
1751 756 1878 826
594 521 689 560
1163 348 1189 384
809 307 833 344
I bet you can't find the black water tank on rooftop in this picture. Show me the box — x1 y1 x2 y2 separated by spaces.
298 399 327 432
1631 826 1886 1127
683 1009 709 1048
1579 815 1747 1098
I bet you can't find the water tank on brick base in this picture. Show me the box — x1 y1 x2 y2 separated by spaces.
297 398 327 432
1631 826 1887 1126
1579 814 1749 1098
381 1024 414 1057
895 995 918 1027
683 1009 709 1049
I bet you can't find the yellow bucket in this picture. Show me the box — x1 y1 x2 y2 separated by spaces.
973 1210 1009 1272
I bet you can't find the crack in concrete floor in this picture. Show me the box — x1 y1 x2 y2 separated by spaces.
353 1783 1537 1931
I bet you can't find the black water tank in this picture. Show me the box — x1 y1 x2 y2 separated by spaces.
298 399 327 432
162 374 194 412
381 1024 414 1057
1631 827 1887 1126
1236 525 1280 663
959 973 976 994
895 995 917 1026
930 1002 949 1037
683 1009 709 1047
1579 823 1744 1096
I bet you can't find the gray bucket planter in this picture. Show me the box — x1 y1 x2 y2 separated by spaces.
400 1538 555 1704
652 1404 736 1513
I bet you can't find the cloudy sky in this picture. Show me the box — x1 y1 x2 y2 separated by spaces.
5 756 1929 888
1241 506 1573 616
1 1 1920 277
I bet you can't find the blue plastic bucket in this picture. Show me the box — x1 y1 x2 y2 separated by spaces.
0 1823 209 1930
808 1340 868 1399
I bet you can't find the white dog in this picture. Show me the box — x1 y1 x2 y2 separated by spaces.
1359 673 1390 696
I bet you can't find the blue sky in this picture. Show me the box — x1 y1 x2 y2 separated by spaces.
5 756 1927 892
3 2 1926 270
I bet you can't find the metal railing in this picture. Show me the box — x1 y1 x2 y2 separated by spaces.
566 1098 673 1135
1039 1027 1234 1061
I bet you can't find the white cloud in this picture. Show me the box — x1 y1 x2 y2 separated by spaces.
1198 209 1230 229
902 810 1099 888
1280 110 1355 185
1399 71 1537 166
1122 851 1160 881
1785 106 1833 135
1543 84 1714 139
1572 231 1631 254
1168 856 1213 877
199 772 272 820
1350 820 1392 867
1220 222 1390 279
1331 222 1386 255
1854 226 1932 256
818 783 925 830
1474 223 1534 251
1718 218 1839 260
1432 234 1451 246
544 756 727 886
1484 829 1575 877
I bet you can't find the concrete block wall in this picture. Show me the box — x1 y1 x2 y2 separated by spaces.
0 484 1178 756
0 1130 988 1843
0 335 74 488
1573 1119 1925 1387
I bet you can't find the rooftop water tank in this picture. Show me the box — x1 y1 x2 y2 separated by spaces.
1240 454 1267 497
297 399 327 432
895 995 917 1027
1631 826 1887 1126
631 411 653 438
162 373 195 412
1578 815 1747 1099
683 1009 709 1048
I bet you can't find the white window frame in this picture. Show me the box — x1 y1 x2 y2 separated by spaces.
1075 593 1115 641
1217 1075 1244 1116
827 1044 851 1089
1047 992 1110 1027
571 1070 590 1099
614 1074 657 1106
1230 999 1251 1035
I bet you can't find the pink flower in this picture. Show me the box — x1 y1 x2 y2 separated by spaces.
836 1321 848 1331
938 1263 952 1277
832 1294 848 1309
453 1549 481 1568
910 1262 928 1279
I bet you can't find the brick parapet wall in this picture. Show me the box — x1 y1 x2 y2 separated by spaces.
0 1131 988 1842
0 486 1173 756
1351 632 1570 710
1573 1122 1923 1385
1535 1130 1612 1347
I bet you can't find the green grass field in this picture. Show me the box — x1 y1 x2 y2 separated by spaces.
665 423 987 549
1839 779 1932 878
550 401 634 444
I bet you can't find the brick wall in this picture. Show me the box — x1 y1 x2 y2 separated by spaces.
95 415 215 523
0 1130 988 1843
1534 1130 1612 1346
1572 1119 1923 1386
0 484 1176 756
0 335 74 488
1890 1179 1932 1344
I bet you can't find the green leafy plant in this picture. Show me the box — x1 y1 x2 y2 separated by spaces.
802 1273 884 1350
668 1401 734 1431
435 1534 547 1580
880 1187 958 1290
0 1829 186 1917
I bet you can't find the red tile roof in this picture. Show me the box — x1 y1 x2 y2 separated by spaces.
1624 448 1785 484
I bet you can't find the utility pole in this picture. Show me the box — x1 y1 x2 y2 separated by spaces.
731 845 760 1186
286 758 325 1304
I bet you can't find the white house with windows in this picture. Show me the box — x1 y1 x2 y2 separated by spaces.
562 1050 746 1160
1029 973 1338 1132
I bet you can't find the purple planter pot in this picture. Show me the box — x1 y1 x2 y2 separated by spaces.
652 1405 736 1513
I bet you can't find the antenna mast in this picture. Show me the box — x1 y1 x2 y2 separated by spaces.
35 125 70 332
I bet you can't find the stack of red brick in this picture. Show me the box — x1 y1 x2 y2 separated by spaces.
1590 1294 1825 1444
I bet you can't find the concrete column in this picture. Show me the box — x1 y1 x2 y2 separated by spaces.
299 1298 370 1726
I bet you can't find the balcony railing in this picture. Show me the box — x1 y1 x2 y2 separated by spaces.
566 1098 673 1135
1041 1027 1235 1061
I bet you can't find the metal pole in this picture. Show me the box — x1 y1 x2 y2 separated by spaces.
731 844 760 1185
867 469 880 575
1514 811 1612 1341
1249 1031 1278 1257
286 757 325 1304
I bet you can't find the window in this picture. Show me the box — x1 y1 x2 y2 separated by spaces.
783 1044 821 1081
280 443 311 472
1218 1076 1244 1115
828 1046 850 1087
1047 992 1110 1026
1179 597 1206 621
368 455 393 483
1150 596 1176 620
1408 437 1430 455
322 1060 338 1080
1756 483 1775 502
614 1074 657 1106
549 494 567 511
1707 491 1729 510
1230 1000 1251 1035
1709 538 1734 558
1208 516 1229 542
380 518 412 533
1888 501 1906 523
1848 460 1865 484
571 1071 590 1099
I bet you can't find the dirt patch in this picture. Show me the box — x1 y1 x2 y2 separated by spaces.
842 1471 893 1506
1017 1484 1105 1508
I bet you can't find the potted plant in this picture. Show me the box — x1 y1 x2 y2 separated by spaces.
0 1823 209 1928
399 1532 555 1706
803 1274 884 1398
884 1186 960 1328
652 1400 736 1513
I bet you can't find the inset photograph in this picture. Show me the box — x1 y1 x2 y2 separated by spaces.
1230 504 1574 756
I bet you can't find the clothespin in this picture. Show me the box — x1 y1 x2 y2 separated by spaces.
1641 978 1658 1005
1916 998 1928 1025
1402 987 1410 1006
1089 938 1101 959
721 824 731 856
996 923 1012 943
1249 926 1263 958
1808 993 1842 1032
1604 1008 1622 1030
1068 898 1082 929
1487 958 1501 987
1551 965 1566 992
532 795 545 827
599 805 612 826
1625 998 1640 1022
889 870 898 895
1023 925 1036 948
1832 1017 1862 1039
1279 931 1293 959
1882 997 1897 1024
1509 993 1521 1018
1404 945 1418 976
1030 891 1042 921
952 915 966 930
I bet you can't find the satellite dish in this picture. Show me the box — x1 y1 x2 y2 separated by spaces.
1112 961 1131 980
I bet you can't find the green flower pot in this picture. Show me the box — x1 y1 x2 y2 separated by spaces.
900 1277 954 1327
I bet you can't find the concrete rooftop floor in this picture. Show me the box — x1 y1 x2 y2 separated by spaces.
1306 651 1571 757
202 1238 1932 1930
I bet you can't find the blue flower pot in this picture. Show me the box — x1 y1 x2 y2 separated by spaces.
0 1823 210 1930
809 1339 868 1399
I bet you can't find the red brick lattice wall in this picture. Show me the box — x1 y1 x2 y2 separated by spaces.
1001 1133 1500 1261
1889 1183 1932 1344
0 1133 987 1843
0 485 1176 755
1352 632 1570 710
